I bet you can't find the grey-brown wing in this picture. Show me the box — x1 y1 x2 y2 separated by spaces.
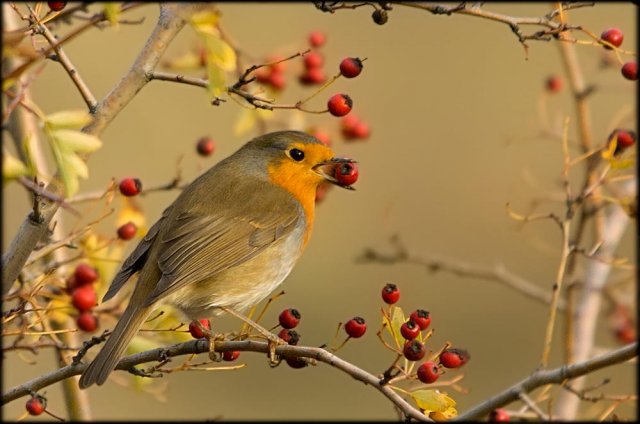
142 201 301 306
102 206 173 302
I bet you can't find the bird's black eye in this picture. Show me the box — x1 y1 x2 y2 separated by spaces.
289 148 305 161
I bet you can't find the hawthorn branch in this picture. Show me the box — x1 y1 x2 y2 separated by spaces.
2 339 429 422
455 341 637 421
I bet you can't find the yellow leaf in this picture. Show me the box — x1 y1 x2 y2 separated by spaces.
50 129 102 153
48 298 73 326
162 50 203 70
198 31 236 72
45 110 93 129
117 198 148 234
207 62 226 98
103 2 121 28
411 389 456 414
429 405 458 421
610 158 634 170
388 305 406 349
2 150 30 183
190 10 220 28
65 152 89 179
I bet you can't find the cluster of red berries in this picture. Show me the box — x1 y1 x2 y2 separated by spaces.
196 136 216 157
381 283 470 384
599 27 637 81
341 115 371 140
25 393 47 416
255 54 288 91
66 263 99 332
188 319 240 361
300 32 327 86
117 178 142 240
276 308 308 368
608 129 636 155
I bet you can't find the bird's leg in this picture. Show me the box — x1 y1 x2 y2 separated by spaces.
193 319 225 361
219 306 284 364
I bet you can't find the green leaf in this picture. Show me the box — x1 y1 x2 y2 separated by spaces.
411 389 456 414
45 110 93 129
2 150 30 184
50 129 102 153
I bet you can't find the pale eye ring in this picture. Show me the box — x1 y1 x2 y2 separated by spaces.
289 148 305 161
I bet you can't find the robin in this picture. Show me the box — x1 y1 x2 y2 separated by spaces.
79 130 356 388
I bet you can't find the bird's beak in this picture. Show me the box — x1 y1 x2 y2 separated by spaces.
313 157 357 190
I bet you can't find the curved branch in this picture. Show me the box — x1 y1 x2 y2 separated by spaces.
455 342 637 421
2 339 429 421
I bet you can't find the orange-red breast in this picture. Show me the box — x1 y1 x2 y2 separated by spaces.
79 130 355 388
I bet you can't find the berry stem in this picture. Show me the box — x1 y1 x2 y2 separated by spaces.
298 72 342 106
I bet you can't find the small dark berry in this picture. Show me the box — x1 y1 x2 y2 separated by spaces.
25 395 46 416
372 9 388 25
621 61 637 81
71 285 97 312
344 316 367 338
327 94 353 117
196 137 215 156
188 319 211 339
600 28 624 49
400 320 420 340
417 361 439 383
410 309 431 330
339 57 364 78
545 75 563 93
334 162 359 186
439 348 470 368
403 340 426 361
285 356 308 368
278 328 301 345
47 2 67 12
489 408 511 422
117 222 137 241
608 129 636 155
381 283 400 304
222 350 240 361
119 177 142 196
77 311 99 332
279 308 301 329
74 263 98 286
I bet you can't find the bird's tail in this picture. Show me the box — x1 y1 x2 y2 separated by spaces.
79 303 151 388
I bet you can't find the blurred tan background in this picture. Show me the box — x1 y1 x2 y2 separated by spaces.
3 3 636 421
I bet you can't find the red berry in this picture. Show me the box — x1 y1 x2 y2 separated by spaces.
299 67 326 85
489 408 511 422
254 67 271 83
327 94 353 117
309 128 331 146
410 309 431 330
119 177 142 196
117 221 137 241
439 348 470 368
76 311 99 332
341 115 360 140
334 162 359 186
266 54 287 73
74 263 98 286
351 121 371 139
196 136 215 156
545 75 563 93
417 361 440 384
309 31 326 47
285 356 308 368
403 340 426 361
222 350 240 361
47 1 67 12
71 285 97 312
268 72 286 90
303 52 324 69
339 57 364 78
621 61 637 81
188 319 211 339
615 324 636 344
278 328 301 345
278 308 301 329
344 316 367 338
601 28 624 49
381 283 400 304
400 320 420 340
608 129 637 154
25 395 46 416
